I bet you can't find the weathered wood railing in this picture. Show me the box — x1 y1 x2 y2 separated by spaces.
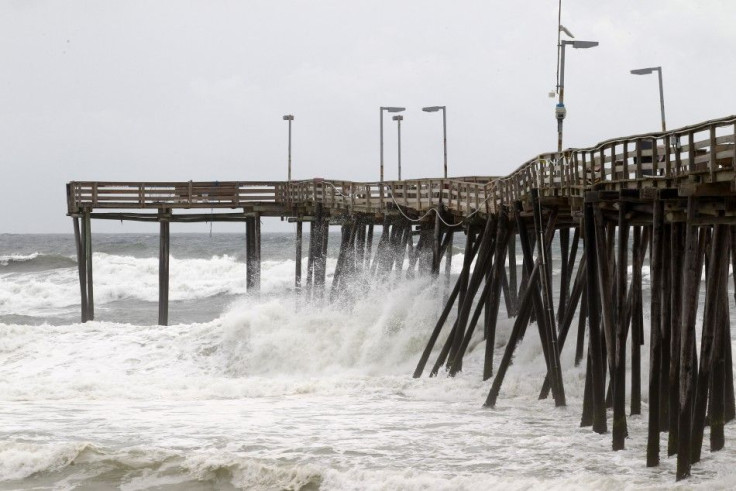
67 115 736 218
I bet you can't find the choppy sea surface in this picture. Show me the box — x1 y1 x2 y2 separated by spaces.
1 232 735 490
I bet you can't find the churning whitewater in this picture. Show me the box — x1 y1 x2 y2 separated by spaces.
1 233 735 489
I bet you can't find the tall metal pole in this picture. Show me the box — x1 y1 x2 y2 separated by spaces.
393 115 403 180
380 108 384 183
397 117 401 181
556 40 598 152
557 43 567 153
288 118 292 181
657 68 667 132
283 114 294 182
442 107 448 178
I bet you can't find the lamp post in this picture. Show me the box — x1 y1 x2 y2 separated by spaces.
630 66 666 131
380 107 405 182
422 106 447 178
282 114 294 181
392 114 403 180
557 39 599 152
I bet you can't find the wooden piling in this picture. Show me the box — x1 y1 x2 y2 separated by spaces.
539 254 585 399
513 202 557 393
83 210 94 320
630 226 643 415
507 235 518 315
246 216 257 291
647 197 664 467
531 189 565 406
593 205 615 410
557 227 570 324
485 262 539 407
659 223 672 430
72 216 89 322
479 211 511 379
612 202 629 451
306 216 317 292
254 211 262 289
668 222 684 456
676 197 702 480
412 234 483 378
295 221 303 291
449 215 498 375
574 288 588 367
584 199 606 434
158 216 170 326
691 224 729 464
432 206 442 275
710 249 730 451
366 223 374 268
318 215 329 288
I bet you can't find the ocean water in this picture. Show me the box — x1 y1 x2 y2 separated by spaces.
1 232 735 490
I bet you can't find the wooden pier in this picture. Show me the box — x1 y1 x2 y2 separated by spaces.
67 114 736 480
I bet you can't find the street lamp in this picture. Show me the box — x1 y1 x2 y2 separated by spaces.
630 66 666 131
392 114 404 180
422 106 447 178
282 114 294 181
556 39 599 152
380 107 405 182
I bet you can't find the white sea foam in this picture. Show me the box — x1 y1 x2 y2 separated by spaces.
0 252 39 266
2 241 736 488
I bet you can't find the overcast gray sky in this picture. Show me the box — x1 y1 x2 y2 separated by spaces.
1 0 734 234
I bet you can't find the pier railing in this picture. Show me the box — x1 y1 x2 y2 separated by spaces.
67 114 736 218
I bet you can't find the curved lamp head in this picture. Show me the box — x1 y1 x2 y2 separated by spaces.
569 40 598 49
422 106 445 112
630 66 661 75
381 106 405 113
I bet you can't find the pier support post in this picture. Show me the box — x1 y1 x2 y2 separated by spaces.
72 216 89 322
691 224 729 463
448 213 499 376
480 211 510 379
246 216 257 291
413 233 482 378
443 229 454 301
557 227 570 324
366 223 374 269
584 199 606 433
710 250 730 451
507 235 518 315
295 221 303 291
254 212 262 289
531 189 565 406
432 205 442 275
668 222 685 456
315 210 329 292
631 225 643 416
676 197 703 480
158 213 170 326
647 198 664 466
659 223 672 429
83 210 94 320
484 202 558 403
613 202 629 450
